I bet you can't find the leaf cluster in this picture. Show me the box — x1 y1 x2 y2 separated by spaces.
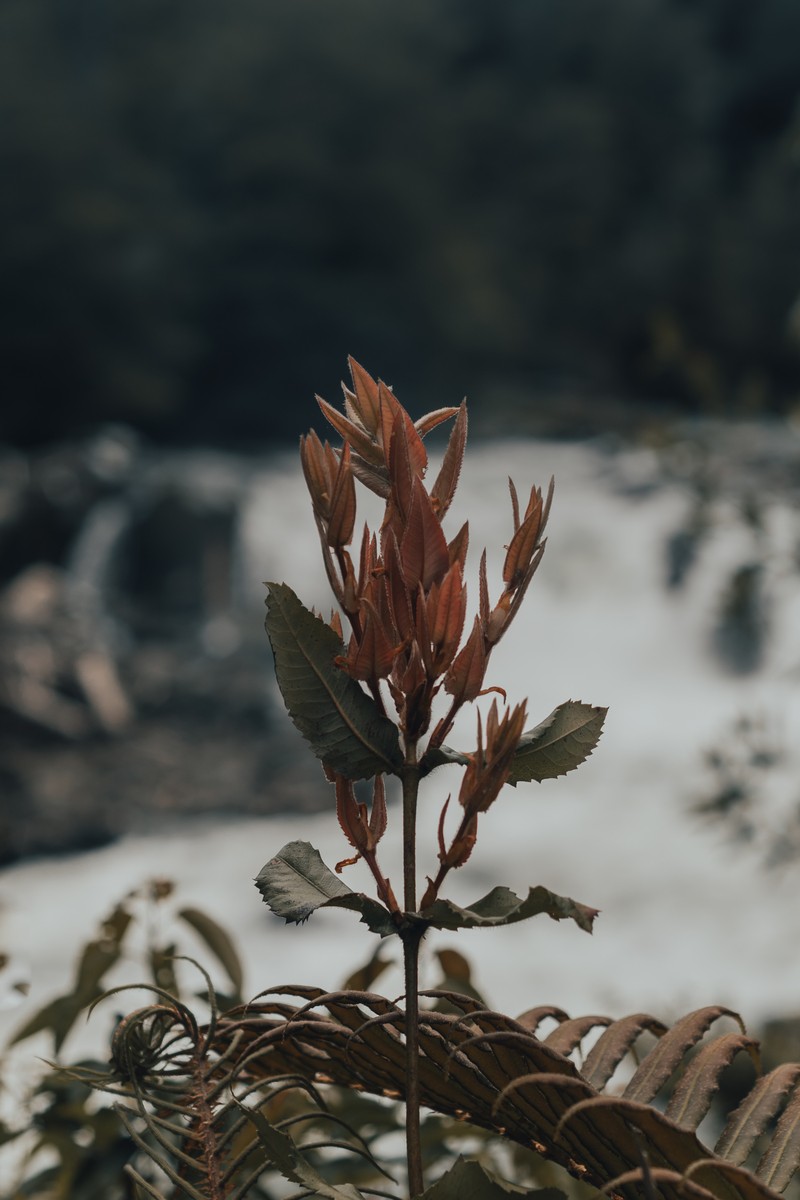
262 369 605 933
0 881 245 1198
12 927 800 1200
255 841 598 938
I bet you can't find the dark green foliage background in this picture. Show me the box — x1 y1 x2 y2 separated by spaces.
2 0 799 445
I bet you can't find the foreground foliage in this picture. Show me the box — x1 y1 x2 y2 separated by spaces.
7 902 800 1200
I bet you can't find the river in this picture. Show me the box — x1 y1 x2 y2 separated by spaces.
2 425 800 1084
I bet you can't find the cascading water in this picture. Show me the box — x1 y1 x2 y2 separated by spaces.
2 425 800 1064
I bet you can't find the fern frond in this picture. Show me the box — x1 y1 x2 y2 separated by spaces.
213 992 800 1200
88 975 397 1198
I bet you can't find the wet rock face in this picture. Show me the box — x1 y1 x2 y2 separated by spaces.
118 493 236 630
712 562 768 674
0 430 323 865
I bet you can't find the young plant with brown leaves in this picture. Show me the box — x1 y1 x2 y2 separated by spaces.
257 359 606 1196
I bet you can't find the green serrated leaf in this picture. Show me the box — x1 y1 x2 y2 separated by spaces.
420 884 598 934
255 841 396 937
420 1157 567 1199
236 1099 365 1199
420 703 605 783
265 582 402 779
507 700 607 785
177 907 244 995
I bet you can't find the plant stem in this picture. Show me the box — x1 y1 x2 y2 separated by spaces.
402 923 424 1197
402 751 420 914
401 747 425 1198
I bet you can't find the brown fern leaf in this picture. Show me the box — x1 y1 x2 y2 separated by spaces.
716 1064 800 1168
581 1011 669 1090
755 1085 800 1193
624 1006 745 1105
212 993 800 1200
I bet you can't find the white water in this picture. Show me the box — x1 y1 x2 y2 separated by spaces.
3 433 800 1100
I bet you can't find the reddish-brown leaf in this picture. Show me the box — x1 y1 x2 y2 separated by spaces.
368 774 387 845
356 524 375 598
508 476 520 532
299 430 332 517
428 562 466 672
316 395 384 465
447 520 469 569
541 475 555 532
503 490 544 585
340 552 359 614
401 477 450 592
341 385 365 433
415 406 460 437
388 410 415 519
341 602 394 682
478 549 490 630
431 400 467 519
443 812 478 869
335 774 365 851
362 600 396 680
326 442 356 548
381 530 414 643
378 381 427 477
414 582 434 675
396 641 426 699
328 610 343 640
457 700 527 816
368 572 397 646
347 357 382 435
349 452 391 498
444 615 487 704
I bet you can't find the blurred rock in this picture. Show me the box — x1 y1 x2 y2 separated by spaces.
713 562 768 674
0 432 326 866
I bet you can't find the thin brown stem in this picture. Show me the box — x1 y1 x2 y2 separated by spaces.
420 803 474 908
402 923 425 1198
361 848 401 917
402 750 420 914
401 746 425 1197
419 863 446 911
368 679 388 717
427 698 460 753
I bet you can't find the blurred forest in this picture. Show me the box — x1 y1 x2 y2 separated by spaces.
2 0 800 446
